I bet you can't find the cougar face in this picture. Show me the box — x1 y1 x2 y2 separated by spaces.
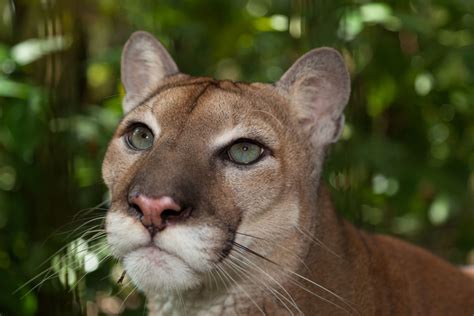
103 31 350 298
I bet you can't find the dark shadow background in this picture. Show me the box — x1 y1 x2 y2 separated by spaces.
0 0 473 315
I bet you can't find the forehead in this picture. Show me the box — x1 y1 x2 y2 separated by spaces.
127 78 289 146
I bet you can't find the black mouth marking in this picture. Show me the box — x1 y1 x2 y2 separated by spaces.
218 224 237 263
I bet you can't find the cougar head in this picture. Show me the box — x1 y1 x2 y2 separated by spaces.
102 31 350 296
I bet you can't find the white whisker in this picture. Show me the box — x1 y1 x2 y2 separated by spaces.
228 254 299 315
219 261 266 315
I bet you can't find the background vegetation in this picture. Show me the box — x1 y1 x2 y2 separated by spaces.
0 0 473 315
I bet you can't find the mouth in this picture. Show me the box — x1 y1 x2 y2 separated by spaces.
135 245 173 263
132 243 191 269
139 243 168 255
122 243 201 293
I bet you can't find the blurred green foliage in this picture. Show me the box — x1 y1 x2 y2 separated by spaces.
0 0 473 315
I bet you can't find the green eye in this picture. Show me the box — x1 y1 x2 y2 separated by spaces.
127 125 154 150
227 141 264 165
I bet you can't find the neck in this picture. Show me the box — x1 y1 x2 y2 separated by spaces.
292 185 374 314
293 185 474 314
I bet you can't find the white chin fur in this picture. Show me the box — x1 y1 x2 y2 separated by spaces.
123 247 200 294
106 211 217 294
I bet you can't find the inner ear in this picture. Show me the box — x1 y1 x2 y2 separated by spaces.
277 48 350 146
121 31 179 113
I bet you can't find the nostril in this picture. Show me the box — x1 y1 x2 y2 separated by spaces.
161 207 192 223
161 208 181 220
128 202 144 219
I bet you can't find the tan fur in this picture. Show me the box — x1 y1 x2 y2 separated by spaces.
102 32 474 315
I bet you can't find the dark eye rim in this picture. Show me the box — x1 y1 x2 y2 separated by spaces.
223 138 267 166
124 123 154 151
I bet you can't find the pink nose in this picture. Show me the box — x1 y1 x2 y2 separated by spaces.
130 194 183 232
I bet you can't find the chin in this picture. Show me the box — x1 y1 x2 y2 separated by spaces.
106 211 218 294
123 246 201 294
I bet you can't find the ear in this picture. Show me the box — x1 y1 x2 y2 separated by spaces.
121 31 179 113
276 48 350 146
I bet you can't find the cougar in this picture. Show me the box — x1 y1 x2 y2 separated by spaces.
102 31 474 315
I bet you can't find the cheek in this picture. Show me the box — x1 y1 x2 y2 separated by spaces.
106 211 149 257
223 160 284 218
102 140 136 190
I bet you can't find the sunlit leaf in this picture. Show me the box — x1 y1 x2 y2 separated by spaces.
0 77 31 99
11 36 72 65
